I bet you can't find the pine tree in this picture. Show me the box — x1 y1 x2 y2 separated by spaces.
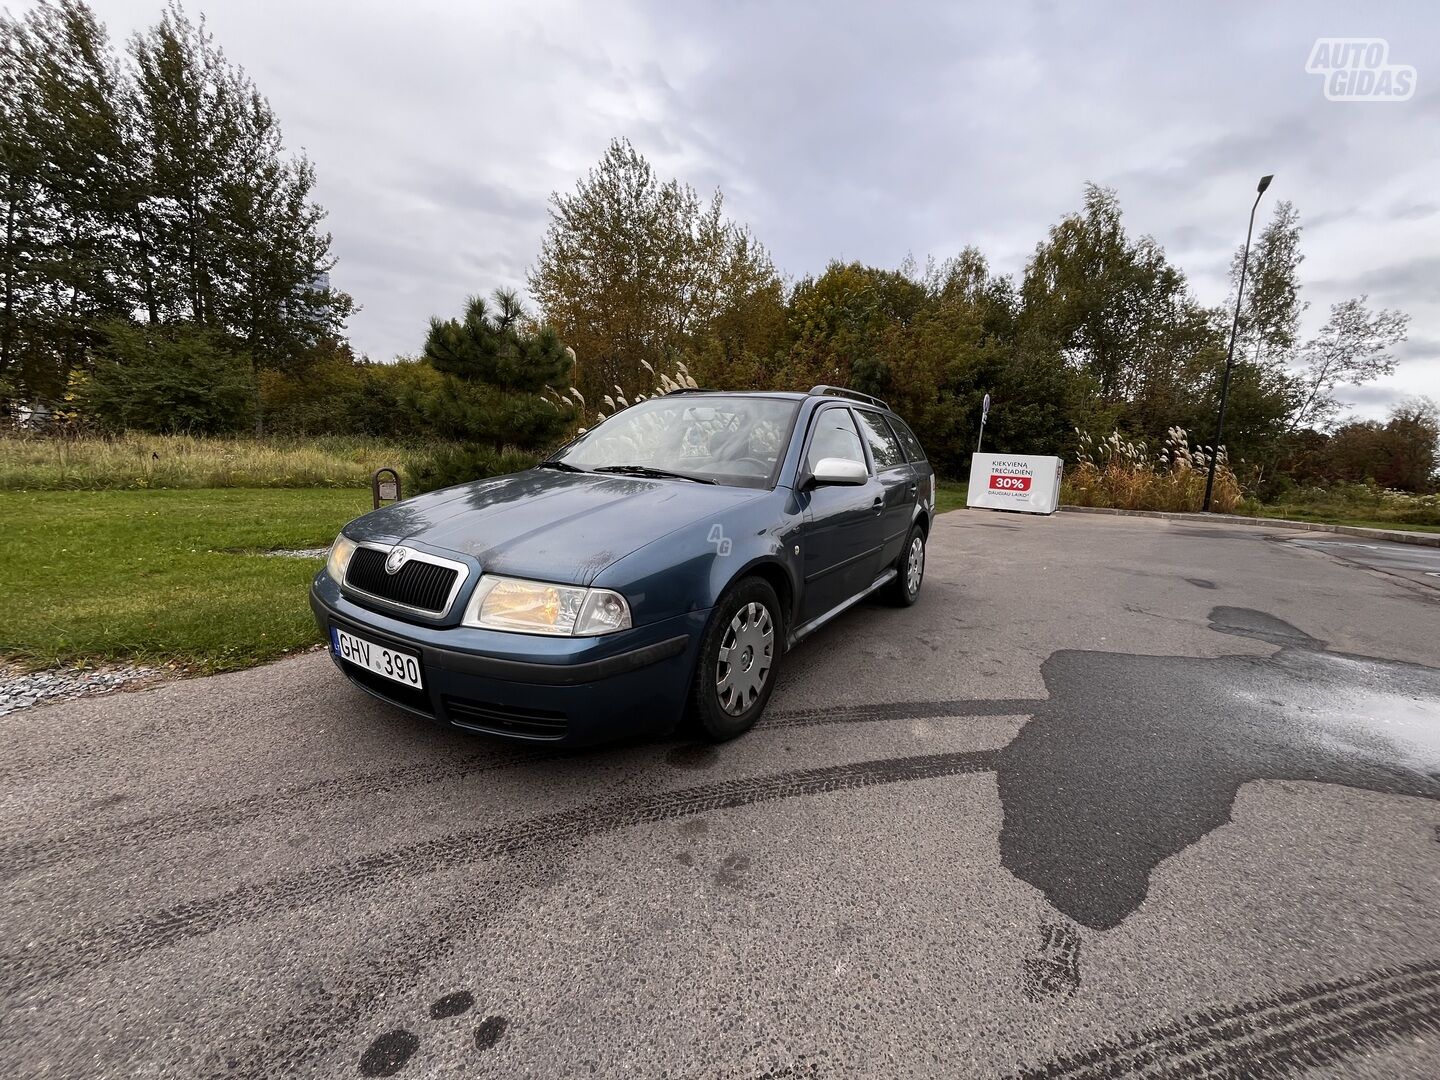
421 289 575 451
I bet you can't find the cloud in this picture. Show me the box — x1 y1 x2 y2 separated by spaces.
21 0 1440 407
1313 256 1440 304
1396 336 1440 364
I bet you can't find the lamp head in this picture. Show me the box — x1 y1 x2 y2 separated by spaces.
1257 174 1274 194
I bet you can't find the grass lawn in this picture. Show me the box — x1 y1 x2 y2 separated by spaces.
935 479 967 515
1 488 371 673
1241 504 1440 534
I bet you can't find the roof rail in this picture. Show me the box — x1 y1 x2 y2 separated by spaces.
808 384 890 411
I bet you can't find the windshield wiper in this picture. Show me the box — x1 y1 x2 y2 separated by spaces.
536 459 585 472
592 465 716 484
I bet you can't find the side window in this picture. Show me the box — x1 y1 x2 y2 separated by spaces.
888 416 927 463
854 409 905 470
805 408 866 472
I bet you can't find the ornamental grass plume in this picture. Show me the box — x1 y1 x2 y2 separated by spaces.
1062 426 1242 513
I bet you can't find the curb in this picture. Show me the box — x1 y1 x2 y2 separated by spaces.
1057 505 1440 549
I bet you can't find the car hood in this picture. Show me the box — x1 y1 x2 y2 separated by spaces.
348 468 767 585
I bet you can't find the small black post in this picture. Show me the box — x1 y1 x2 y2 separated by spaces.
1203 173 1273 512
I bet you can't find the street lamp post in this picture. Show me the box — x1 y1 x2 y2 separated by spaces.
1203 173 1273 512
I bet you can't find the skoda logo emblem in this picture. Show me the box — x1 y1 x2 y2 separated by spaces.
385 546 409 575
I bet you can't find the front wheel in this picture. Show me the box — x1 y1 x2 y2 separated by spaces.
692 577 784 742
885 525 926 606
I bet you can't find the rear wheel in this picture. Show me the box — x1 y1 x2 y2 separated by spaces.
885 524 926 606
692 577 783 742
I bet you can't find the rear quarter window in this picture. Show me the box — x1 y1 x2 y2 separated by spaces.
887 415 927 463
854 409 906 469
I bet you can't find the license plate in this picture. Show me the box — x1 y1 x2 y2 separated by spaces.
331 627 423 690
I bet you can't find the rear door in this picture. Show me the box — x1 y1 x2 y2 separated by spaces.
797 405 886 624
852 408 918 570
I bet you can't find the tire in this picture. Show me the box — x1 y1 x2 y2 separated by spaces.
885 524 926 607
692 577 784 742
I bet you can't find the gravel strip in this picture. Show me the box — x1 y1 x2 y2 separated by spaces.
262 548 328 559
0 664 168 716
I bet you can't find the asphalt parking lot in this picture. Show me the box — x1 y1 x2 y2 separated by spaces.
2 509 1438 1079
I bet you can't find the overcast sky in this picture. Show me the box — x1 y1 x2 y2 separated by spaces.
62 1 1440 415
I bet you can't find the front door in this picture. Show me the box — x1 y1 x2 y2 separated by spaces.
797 406 886 624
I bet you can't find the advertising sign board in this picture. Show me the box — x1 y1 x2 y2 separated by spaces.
966 454 1063 514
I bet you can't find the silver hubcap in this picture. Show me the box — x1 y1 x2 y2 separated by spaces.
906 536 924 594
715 601 774 715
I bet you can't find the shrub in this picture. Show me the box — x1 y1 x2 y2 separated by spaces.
259 357 439 437
76 321 257 435
1063 427 1242 513
407 445 538 495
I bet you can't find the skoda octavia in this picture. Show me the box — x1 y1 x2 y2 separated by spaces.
311 386 935 744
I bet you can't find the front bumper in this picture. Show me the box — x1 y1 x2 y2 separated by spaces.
310 576 706 746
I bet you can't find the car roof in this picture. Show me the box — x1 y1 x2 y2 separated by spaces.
664 389 895 413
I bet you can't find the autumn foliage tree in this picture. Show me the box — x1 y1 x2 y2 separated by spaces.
528 137 779 405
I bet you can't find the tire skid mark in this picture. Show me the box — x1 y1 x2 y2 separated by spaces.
1153 987 1440 1080
1 747 998 996
1027 965 1440 1078
0 746 552 875
762 697 1039 730
1008 961 1440 1079
4 696 1028 873
202 855 551 1080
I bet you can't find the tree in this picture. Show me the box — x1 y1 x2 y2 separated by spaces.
127 4 352 360
1018 183 1226 446
0 0 133 401
420 289 575 451
528 137 778 404
0 0 353 413
1233 200 1306 368
1320 398 1439 493
1287 296 1409 431
77 319 255 433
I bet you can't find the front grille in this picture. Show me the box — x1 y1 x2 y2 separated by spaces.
346 546 460 614
443 696 568 740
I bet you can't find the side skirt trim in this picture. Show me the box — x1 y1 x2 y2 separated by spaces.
788 568 898 648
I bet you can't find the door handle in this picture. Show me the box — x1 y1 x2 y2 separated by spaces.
872 495 884 514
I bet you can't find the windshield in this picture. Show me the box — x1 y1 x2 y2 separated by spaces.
550 395 800 488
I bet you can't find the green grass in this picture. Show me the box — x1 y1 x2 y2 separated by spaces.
0 433 444 491
1240 504 1440 534
935 479 967 515
0 489 371 672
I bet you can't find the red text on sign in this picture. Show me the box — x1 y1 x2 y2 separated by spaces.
989 474 1032 491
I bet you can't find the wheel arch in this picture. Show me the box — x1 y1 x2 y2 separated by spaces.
719 556 796 640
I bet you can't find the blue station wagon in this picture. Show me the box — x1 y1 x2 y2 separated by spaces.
311 386 936 744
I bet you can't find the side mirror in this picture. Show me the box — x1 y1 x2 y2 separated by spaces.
810 457 868 486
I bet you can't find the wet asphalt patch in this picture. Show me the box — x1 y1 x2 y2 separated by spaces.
998 607 1440 930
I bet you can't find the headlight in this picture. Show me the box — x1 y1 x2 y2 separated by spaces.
326 533 358 584
462 575 632 636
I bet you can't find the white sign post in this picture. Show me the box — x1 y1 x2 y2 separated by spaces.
966 454 1064 515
